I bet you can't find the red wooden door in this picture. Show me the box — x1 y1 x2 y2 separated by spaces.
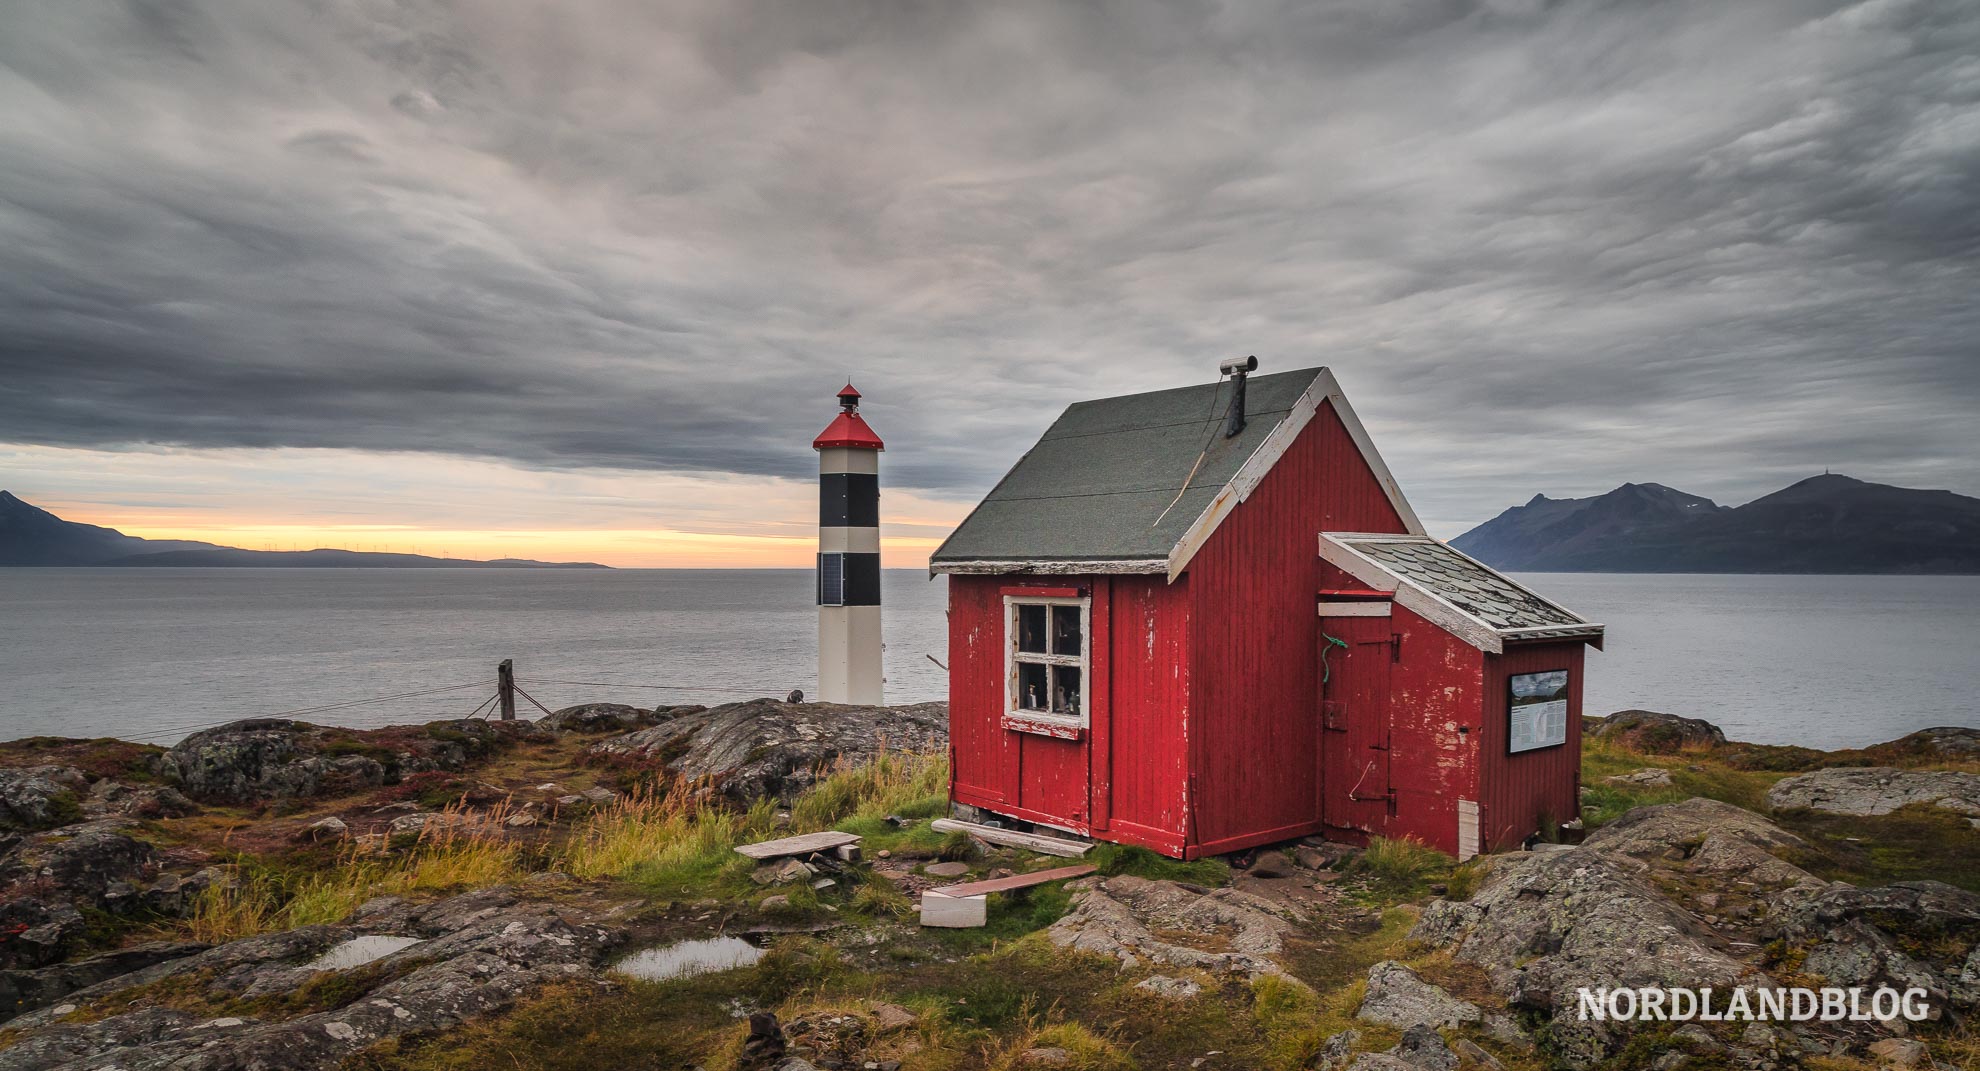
1320 617 1393 837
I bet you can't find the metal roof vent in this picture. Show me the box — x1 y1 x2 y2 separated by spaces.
1219 356 1258 438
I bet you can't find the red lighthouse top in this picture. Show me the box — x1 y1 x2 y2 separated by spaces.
813 381 886 450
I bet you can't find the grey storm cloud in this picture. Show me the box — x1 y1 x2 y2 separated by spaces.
2 0 1977 532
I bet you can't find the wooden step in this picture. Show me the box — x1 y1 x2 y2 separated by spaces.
931 864 1096 899
929 819 1091 858
735 830 860 861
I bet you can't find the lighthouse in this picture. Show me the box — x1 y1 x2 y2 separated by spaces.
813 382 885 704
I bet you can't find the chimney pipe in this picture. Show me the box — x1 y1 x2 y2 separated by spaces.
1219 356 1258 438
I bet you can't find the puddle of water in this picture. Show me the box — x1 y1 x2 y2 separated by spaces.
306 935 424 971
611 936 764 981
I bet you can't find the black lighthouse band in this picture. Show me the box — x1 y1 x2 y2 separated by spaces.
818 472 880 527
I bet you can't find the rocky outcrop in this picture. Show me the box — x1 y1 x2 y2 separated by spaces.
0 820 190 970
1586 709 1726 753
1866 726 1980 762
1764 880 1980 1014
1356 961 1482 1029
537 703 698 734
1047 874 1301 979
159 718 544 804
589 699 947 802
1410 798 1980 1067
1581 796 1822 887
0 941 208 1022
1412 846 1762 1068
0 767 86 831
1766 767 1980 818
0 886 625 1071
81 780 198 821
1409 801 1818 1068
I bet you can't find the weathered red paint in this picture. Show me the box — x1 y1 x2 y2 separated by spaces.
945 398 1592 860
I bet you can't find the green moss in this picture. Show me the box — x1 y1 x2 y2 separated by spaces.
1089 842 1230 886
1778 803 1980 892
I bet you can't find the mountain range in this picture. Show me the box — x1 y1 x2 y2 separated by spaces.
1452 474 1980 573
0 492 607 568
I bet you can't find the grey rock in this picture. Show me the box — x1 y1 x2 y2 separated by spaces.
1357 961 1481 1029
1767 767 1980 818
1410 842 1765 1068
1450 1039 1501 1070
1586 710 1726 752
1392 1023 1457 1071
1246 851 1294 879
1134 974 1203 1000
1582 797 1821 889
1316 1029 1361 1071
589 699 947 803
160 718 543 804
1876 726 1980 760
1605 768 1674 787
0 887 625 1071
1764 879 1980 1014
0 768 87 831
0 823 160 933
536 703 677 734
1017 1048 1071 1066
922 861 968 879
1344 1056 1418 1071
1866 1038 1927 1067
0 941 208 1024
139 867 221 917
1048 874 1301 979
297 816 348 842
80 780 198 821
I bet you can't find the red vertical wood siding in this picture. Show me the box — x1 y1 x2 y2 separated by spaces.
947 575 1015 806
1380 605 1484 856
1477 642 1586 852
1098 574 1192 854
1186 400 1410 855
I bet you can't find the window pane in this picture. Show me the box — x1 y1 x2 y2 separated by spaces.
1051 605 1083 656
1017 604 1047 653
1017 662 1049 711
1051 664 1083 717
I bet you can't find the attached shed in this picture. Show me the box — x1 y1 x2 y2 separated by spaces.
930 365 1604 860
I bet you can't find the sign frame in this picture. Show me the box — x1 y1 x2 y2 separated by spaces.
1507 668 1570 754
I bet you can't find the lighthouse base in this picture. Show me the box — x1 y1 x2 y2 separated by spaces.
819 604 883 704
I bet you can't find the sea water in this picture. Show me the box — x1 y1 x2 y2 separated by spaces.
0 568 1973 749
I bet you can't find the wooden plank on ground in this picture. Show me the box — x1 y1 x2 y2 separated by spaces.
932 864 1096 899
735 830 860 860
929 819 1091 858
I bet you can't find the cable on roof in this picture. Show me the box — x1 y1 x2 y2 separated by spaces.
1151 376 1230 529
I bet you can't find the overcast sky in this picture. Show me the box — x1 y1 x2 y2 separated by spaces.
3 1 1976 565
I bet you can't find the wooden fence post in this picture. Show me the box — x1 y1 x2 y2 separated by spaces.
498 659 516 721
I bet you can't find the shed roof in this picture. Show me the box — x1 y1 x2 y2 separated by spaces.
1318 533 1604 653
931 367 1423 579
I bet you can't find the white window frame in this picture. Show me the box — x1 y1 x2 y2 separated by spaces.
1003 595 1090 730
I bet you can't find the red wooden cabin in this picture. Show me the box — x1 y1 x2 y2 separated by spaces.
929 365 1604 859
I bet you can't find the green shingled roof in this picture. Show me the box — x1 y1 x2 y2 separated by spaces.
930 367 1329 568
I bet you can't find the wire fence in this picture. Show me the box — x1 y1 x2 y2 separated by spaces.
120 667 800 744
